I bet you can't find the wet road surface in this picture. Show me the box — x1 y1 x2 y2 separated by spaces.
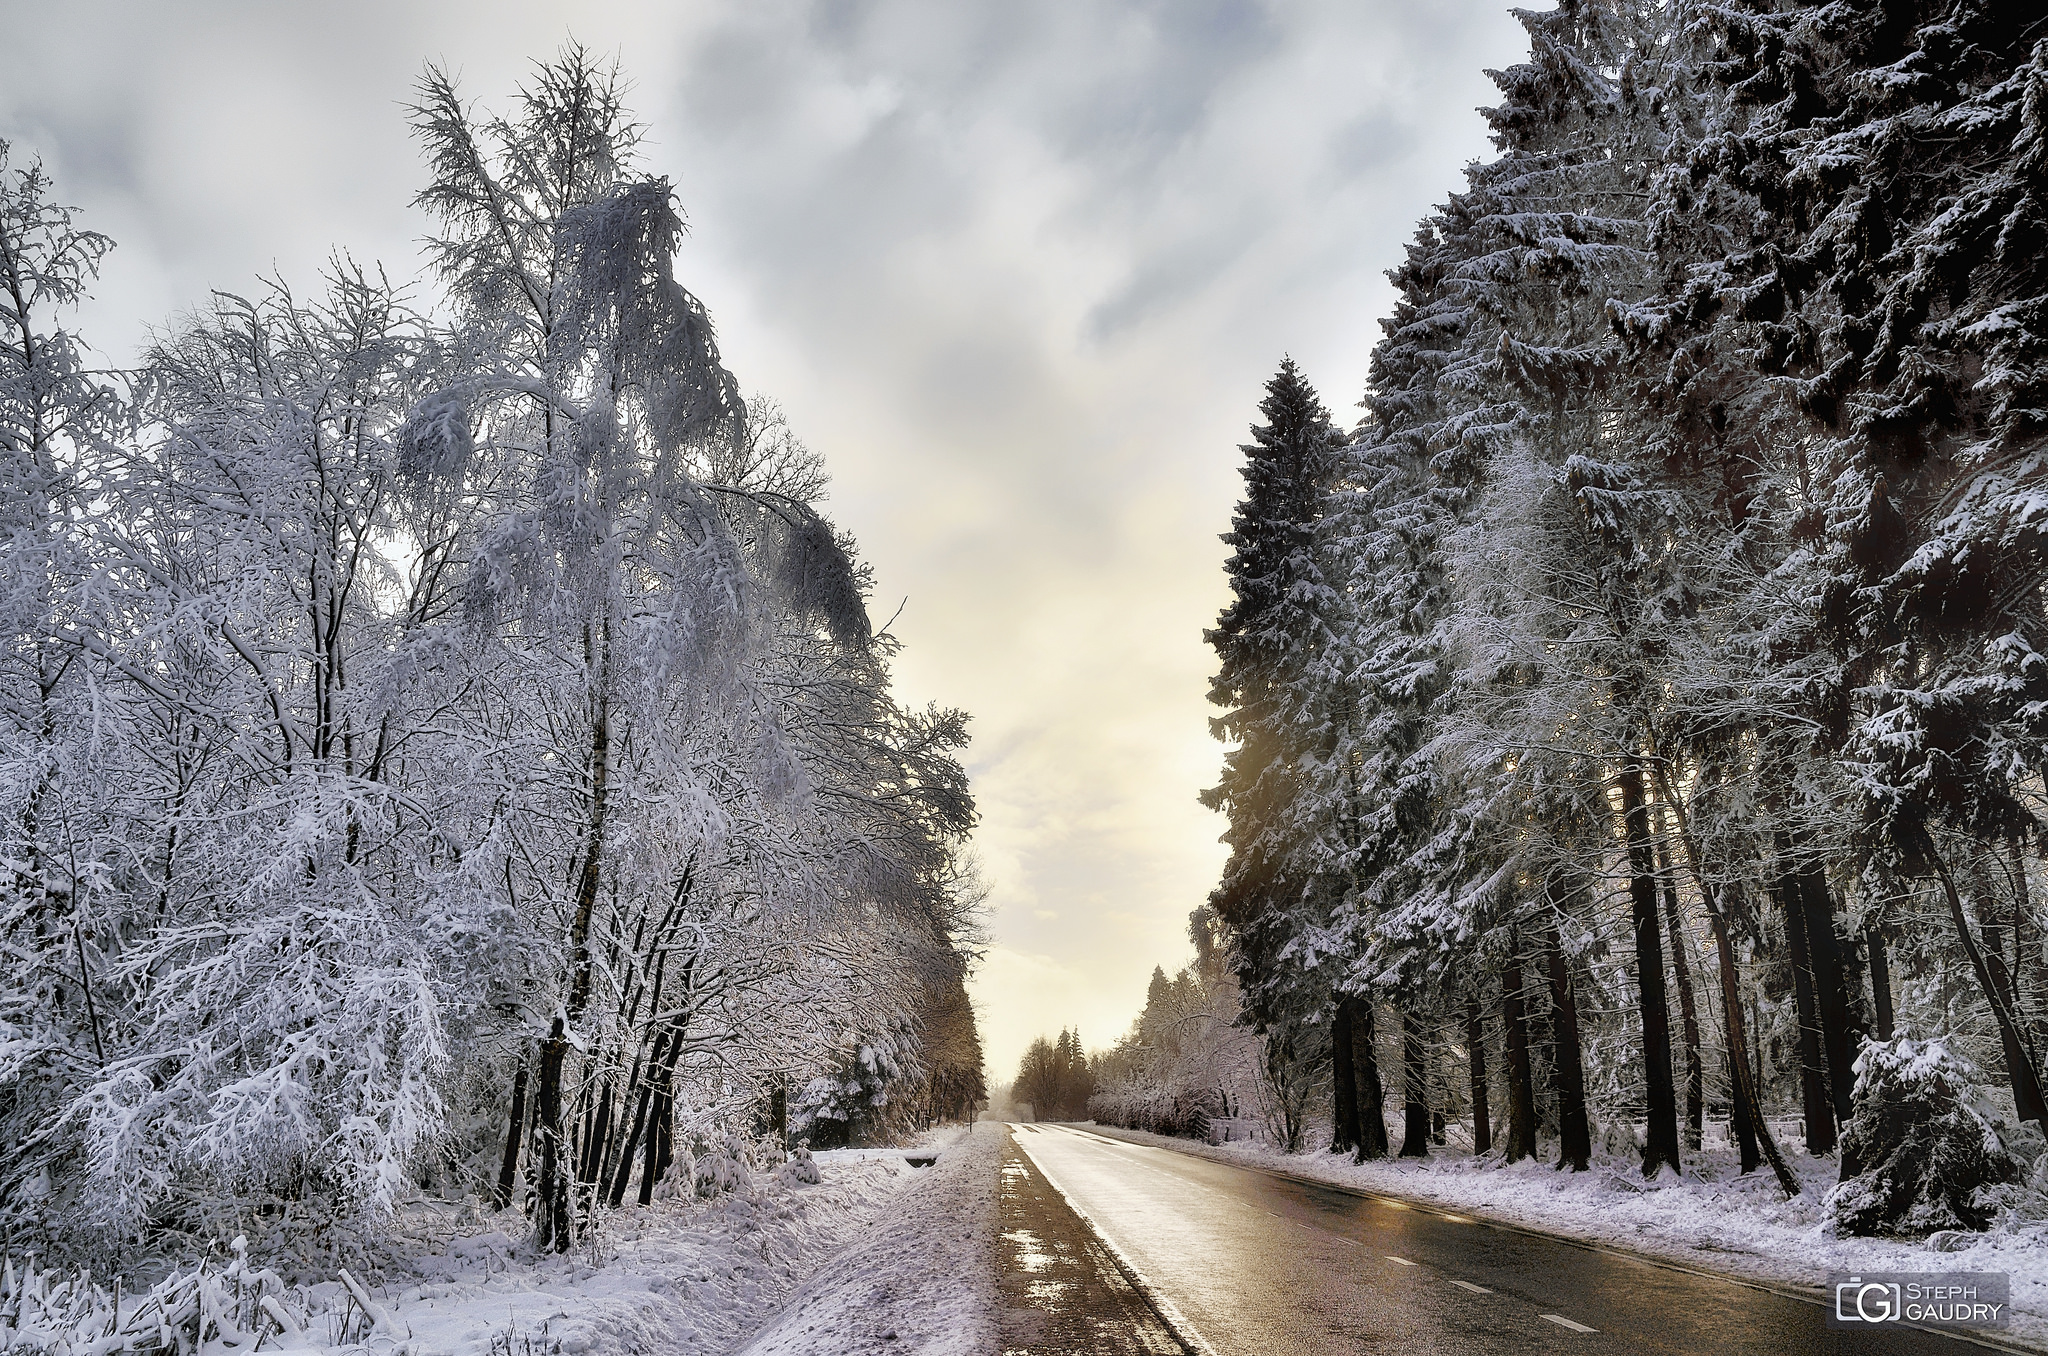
998 1129 1186 1353
1009 1122 1996 1356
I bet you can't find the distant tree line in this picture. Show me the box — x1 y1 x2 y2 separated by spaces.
1195 0 2047 1235
1012 1028 1094 1120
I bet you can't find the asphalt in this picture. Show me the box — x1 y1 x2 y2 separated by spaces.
997 1128 1187 1354
1007 1121 2002 1356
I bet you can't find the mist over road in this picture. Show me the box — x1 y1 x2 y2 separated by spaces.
1008 1123 1975 1355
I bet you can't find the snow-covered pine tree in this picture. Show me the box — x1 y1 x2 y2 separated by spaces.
1200 357 1346 1114
1652 0 2048 1133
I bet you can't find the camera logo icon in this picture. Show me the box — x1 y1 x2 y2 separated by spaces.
1836 1277 1902 1323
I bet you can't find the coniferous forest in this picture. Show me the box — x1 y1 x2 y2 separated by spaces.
1 50 986 1264
1112 0 2048 1238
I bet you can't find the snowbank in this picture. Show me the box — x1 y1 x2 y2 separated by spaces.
737 1122 1000 1356
1086 1123 2048 1349
0 1149 940 1356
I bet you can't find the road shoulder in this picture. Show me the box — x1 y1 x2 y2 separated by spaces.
736 1123 1002 1356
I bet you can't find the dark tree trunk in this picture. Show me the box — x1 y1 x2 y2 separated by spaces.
607 1060 658 1207
1703 888 1801 1197
535 638 612 1250
533 1015 571 1248
1929 846 2048 1126
1727 1045 1761 1174
2014 837 2043 1051
579 1080 614 1195
1399 1009 1430 1157
1644 767 1801 1197
1354 999 1390 1161
1331 997 1362 1156
1544 924 1591 1172
1867 926 1895 1041
1796 860 1861 1126
1621 758 1682 1177
1775 847 1836 1154
640 1078 670 1206
1502 949 1538 1163
638 1008 692 1204
1466 995 1492 1156
495 1060 529 1210
1655 838 1704 1151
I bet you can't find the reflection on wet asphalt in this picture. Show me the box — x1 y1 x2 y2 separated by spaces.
998 1127 1187 1354
1010 1122 1982 1356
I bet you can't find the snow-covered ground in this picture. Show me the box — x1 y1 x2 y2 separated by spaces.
1085 1121 2048 1349
314 1144 945 1356
1 1127 995 1356
737 1121 1001 1356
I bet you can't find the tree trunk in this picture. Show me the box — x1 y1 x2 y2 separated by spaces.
1502 949 1538 1163
1867 925 1895 1041
641 1076 670 1206
535 631 613 1250
607 1027 671 1207
2014 836 2043 1051
1929 845 2048 1126
1775 846 1836 1154
1466 994 1492 1156
1655 838 1704 1151
1621 758 1682 1177
1643 766 1801 1198
1707 900 1799 1195
494 1060 529 1210
1544 924 1591 1172
1354 999 1390 1161
533 1015 571 1248
1331 997 1362 1156
1796 859 1861 1125
578 1080 614 1195
1398 1009 1430 1158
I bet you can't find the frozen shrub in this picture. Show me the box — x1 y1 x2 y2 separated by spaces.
1827 1038 2021 1237
1087 1078 1222 1139
690 1136 753 1199
774 1146 822 1186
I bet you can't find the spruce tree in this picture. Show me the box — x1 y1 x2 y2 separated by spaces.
1201 357 1344 1088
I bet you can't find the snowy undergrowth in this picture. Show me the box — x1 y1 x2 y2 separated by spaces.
1 1147 941 1356
738 1123 998 1356
1086 1123 2048 1348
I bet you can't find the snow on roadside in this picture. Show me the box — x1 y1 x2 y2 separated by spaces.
737 1122 1000 1356
1083 1123 2048 1349
283 1152 919 1356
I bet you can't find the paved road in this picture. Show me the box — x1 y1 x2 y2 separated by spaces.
997 1130 1184 1353
1008 1122 1990 1356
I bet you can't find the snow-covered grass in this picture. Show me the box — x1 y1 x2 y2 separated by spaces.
1 1137 968 1356
1085 1122 2048 1350
738 1122 999 1356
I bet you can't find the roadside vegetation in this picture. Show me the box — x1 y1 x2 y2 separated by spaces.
1144 0 2048 1244
0 47 984 1278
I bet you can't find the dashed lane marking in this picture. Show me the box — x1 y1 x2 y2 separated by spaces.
1542 1314 1598 1334
1385 1256 1418 1266
1448 1280 1492 1294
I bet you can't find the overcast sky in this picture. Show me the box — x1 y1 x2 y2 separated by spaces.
1 0 1528 1084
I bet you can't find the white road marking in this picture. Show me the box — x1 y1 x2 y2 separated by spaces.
1448 1280 1491 1294
1542 1314 1598 1333
1385 1255 1418 1266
